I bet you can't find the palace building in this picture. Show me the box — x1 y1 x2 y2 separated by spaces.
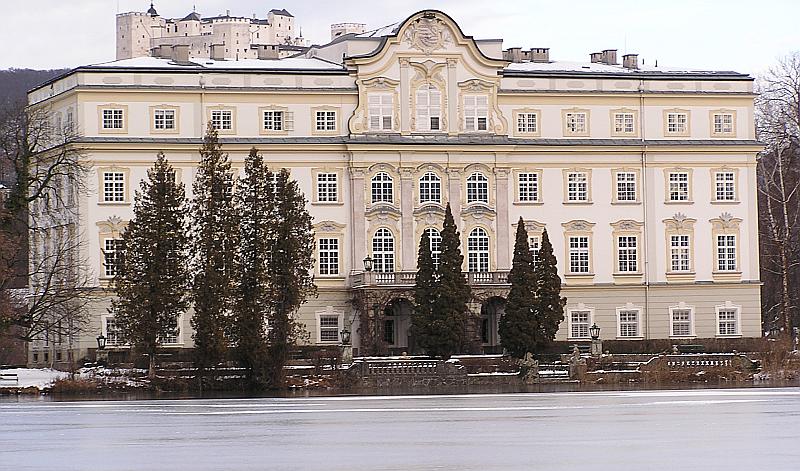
27 9 762 365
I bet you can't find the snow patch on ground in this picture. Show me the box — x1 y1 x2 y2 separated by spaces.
0 368 69 389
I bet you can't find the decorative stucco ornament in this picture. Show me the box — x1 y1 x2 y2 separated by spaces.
403 17 453 54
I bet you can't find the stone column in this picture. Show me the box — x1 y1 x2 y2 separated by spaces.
446 58 458 135
494 168 511 270
399 58 410 134
351 168 366 272
400 167 415 270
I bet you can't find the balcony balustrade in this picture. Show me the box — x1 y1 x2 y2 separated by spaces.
350 270 509 288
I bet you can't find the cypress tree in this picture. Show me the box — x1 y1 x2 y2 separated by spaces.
498 217 538 358
232 148 272 388
532 228 566 350
111 153 189 378
411 229 437 352
189 125 238 380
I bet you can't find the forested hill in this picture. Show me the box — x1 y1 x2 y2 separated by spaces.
0 69 69 106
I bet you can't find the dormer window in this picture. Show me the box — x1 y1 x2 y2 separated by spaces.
463 95 488 131
416 84 442 131
368 93 393 131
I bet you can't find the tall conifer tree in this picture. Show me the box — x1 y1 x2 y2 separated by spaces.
498 218 539 358
111 152 189 378
532 228 566 350
412 229 437 352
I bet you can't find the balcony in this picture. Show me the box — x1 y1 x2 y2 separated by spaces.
349 270 510 288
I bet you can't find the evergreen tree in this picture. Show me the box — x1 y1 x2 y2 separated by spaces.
265 168 316 388
411 229 437 352
111 152 189 378
189 125 238 380
532 228 566 350
232 148 272 388
498 218 539 358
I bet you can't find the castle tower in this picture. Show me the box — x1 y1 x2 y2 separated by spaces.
116 3 166 60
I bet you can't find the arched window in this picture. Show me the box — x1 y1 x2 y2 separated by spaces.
467 227 490 272
372 228 395 273
419 172 441 204
371 172 393 204
466 172 489 204
416 84 442 131
424 227 442 268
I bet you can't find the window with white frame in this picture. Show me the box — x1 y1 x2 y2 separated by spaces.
316 172 338 202
570 310 590 338
368 93 393 131
103 172 125 202
616 172 637 202
104 316 123 346
565 112 587 134
668 172 690 201
567 172 588 202
667 112 688 134
517 112 538 133
158 316 180 345
614 112 635 134
372 228 395 273
315 110 336 131
211 110 232 130
518 172 539 202
618 309 640 338
671 308 693 337
103 238 123 277
670 234 691 272
713 113 734 134
714 171 736 201
425 227 442 269
102 109 124 129
717 234 737 271
371 172 393 204
617 236 638 272
419 172 441 204
415 84 441 131
466 172 489 204
529 235 541 268
262 110 284 131
318 238 339 275
464 95 488 131
467 228 490 272
717 307 739 336
318 314 340 343
153 109 176 130
569 236 590 273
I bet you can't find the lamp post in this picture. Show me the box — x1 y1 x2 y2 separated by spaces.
95 334 108 365
589 323 602 356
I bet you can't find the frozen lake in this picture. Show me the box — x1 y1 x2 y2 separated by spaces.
2 388 800 470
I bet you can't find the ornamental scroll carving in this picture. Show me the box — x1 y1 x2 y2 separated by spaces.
402 16 454 55
562 220 595 232
663 213 696 231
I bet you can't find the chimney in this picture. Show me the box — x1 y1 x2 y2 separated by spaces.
210 44 225 61
158 45 173 59
226 9 230 16
503 47 523 63
257 44 279 60
172 44 190 63
530 47 549 63
601 49 617 65
590 52 603 63
622 54 639 69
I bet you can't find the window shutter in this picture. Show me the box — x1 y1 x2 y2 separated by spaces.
284 111 294 131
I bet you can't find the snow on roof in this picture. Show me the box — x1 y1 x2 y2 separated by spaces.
84 56 343 71
354 22 401 38
504 60 744 76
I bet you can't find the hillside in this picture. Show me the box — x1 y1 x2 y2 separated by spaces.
0 68 69 106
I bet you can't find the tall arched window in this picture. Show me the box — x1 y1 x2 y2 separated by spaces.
371 172 393 204
468 227 490 272
424 227 442 269
416 84 442 131
372 228 395 273
466 172 489 204
419 172 441 204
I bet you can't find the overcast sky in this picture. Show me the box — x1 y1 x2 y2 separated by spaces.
2 0 798 75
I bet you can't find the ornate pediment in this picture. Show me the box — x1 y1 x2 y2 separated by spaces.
365 203 402 220
610 219 644 231
518 219 546 234
663 213 697 231
413 203 446 225
96 216 127 234
562 219 595 232
710 212 742 230
402 16 454 55
462 203 496 222
313 220 346 234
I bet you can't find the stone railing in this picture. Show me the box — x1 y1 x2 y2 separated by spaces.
350 270 510 288
351 358 465 378
641 353 755 372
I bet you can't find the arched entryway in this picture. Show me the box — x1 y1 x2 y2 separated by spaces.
383 298 414 354
480 297 506 353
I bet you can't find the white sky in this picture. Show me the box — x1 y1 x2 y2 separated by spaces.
2 0 798 75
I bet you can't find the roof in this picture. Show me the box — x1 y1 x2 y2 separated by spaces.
146 2 158 16
354 22 401 38
269 9 293 17
503 60 749 79
180 12 201 22
83 56 344 71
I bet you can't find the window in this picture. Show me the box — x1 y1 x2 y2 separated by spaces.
714 171 736 201
315 110 336 131
368 93 393 131
565 112 587 134
318 238 339 275
467 228 490 272
415 84 441 131
105 316 123 346
529 235 541 268
419 172 441 204
668 172 689 201
316 173 338 202
671 308 693 337
570 310 590 338
153 109 176 130
372 228 395 273
103 239 123 277
567 172 588 202
464 95 488 131
614 112 635 134
384 318 395 344
717 235 737 272
102 109 124 129
371 172 393 204
670 235 691 272
517 112 538 133
618 310 639 338
466 172 489 204
617 236 638 272
425 227 442 269
103 172 125 202
616 172 637 202
518 173 539 202
159 317 179 345
262 110 284 131
569 236 590 273
667 112 688 134
319 315 340 342
717 308 739 336
211 110 232 130
713 113 734 134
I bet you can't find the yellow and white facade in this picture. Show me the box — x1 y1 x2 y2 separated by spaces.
28 10 762 363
